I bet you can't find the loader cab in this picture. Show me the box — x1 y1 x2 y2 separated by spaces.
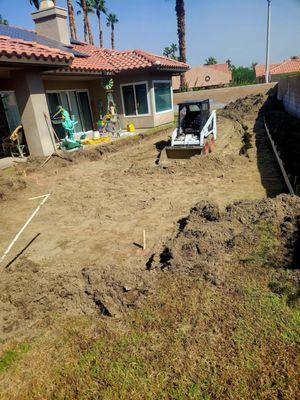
160 98 217 162
178 99 210 135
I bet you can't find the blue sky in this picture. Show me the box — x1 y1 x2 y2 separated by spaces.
0 0 299 67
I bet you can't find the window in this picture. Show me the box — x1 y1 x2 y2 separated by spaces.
121 82 149 116
154 81 173 113
46 90 93 138
1 92 21 132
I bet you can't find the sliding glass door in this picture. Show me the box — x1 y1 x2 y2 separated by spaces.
68 91 83 133
77 91 93 132
46 90 93 138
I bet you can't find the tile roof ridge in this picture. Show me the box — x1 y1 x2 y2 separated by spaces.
132 49 187 66
271 58 300 73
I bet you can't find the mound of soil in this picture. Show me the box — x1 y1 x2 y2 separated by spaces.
220 93 267 124
0 170 27 201
151 195 300 287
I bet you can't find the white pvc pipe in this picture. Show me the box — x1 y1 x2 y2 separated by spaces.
0 194 51 264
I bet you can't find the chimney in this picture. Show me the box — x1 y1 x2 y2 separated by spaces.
32 0 69 45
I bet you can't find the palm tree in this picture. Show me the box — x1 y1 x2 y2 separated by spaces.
205 57 218 65
76 0 94 44
29 0 40 9
0 14 8 25
92 0 108 48
226 59 233 70
106 13 119 50
175 0 187 90
163 47 172 58
67 0 78 41
251 62 258 70
163 43 178 60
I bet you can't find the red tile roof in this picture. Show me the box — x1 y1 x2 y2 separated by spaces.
255 59 300 78
271 59 300 75
69 43 189 74
173 64 232 90
70 45 115 73
208 63 230 74
0 35 73 64
208 63 232 81
0 30 188 74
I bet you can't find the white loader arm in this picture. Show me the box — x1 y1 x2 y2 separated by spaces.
200 110 217 147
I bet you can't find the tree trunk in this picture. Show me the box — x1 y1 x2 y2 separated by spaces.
111 25 115 49
67 0 78 41
83 16 87 42
175 0 187 90
97 11 103 48
81 0 94 45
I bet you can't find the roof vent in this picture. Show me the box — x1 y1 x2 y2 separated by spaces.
39 0 55 10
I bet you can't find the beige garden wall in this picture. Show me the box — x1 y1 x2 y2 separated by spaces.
277 75 300 118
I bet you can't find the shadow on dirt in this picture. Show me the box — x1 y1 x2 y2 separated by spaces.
253 95 287 197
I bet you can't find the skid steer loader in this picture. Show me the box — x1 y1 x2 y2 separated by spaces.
159 99 217 163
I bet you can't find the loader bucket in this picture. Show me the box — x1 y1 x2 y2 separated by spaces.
159 146 203 163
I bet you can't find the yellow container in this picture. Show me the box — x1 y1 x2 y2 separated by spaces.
82 137 110 145
127 123 135 133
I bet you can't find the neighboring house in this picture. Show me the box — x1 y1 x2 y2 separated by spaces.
0 2 188 157
255 58 300 83
173 63 232 91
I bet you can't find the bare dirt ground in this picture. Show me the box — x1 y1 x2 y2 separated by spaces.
0 94 286 339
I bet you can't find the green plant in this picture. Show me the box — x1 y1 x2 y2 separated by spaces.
0 343 30 374
205 56 218 65
163 43 178 60
232 66 256 85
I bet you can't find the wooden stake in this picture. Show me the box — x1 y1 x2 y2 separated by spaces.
143 230 146 251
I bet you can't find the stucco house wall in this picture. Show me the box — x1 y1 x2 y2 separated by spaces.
43 73 175 131
114 71 175 129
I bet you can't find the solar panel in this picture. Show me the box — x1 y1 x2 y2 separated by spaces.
0 24 88 58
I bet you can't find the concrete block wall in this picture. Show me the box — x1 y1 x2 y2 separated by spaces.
277 75 300 118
